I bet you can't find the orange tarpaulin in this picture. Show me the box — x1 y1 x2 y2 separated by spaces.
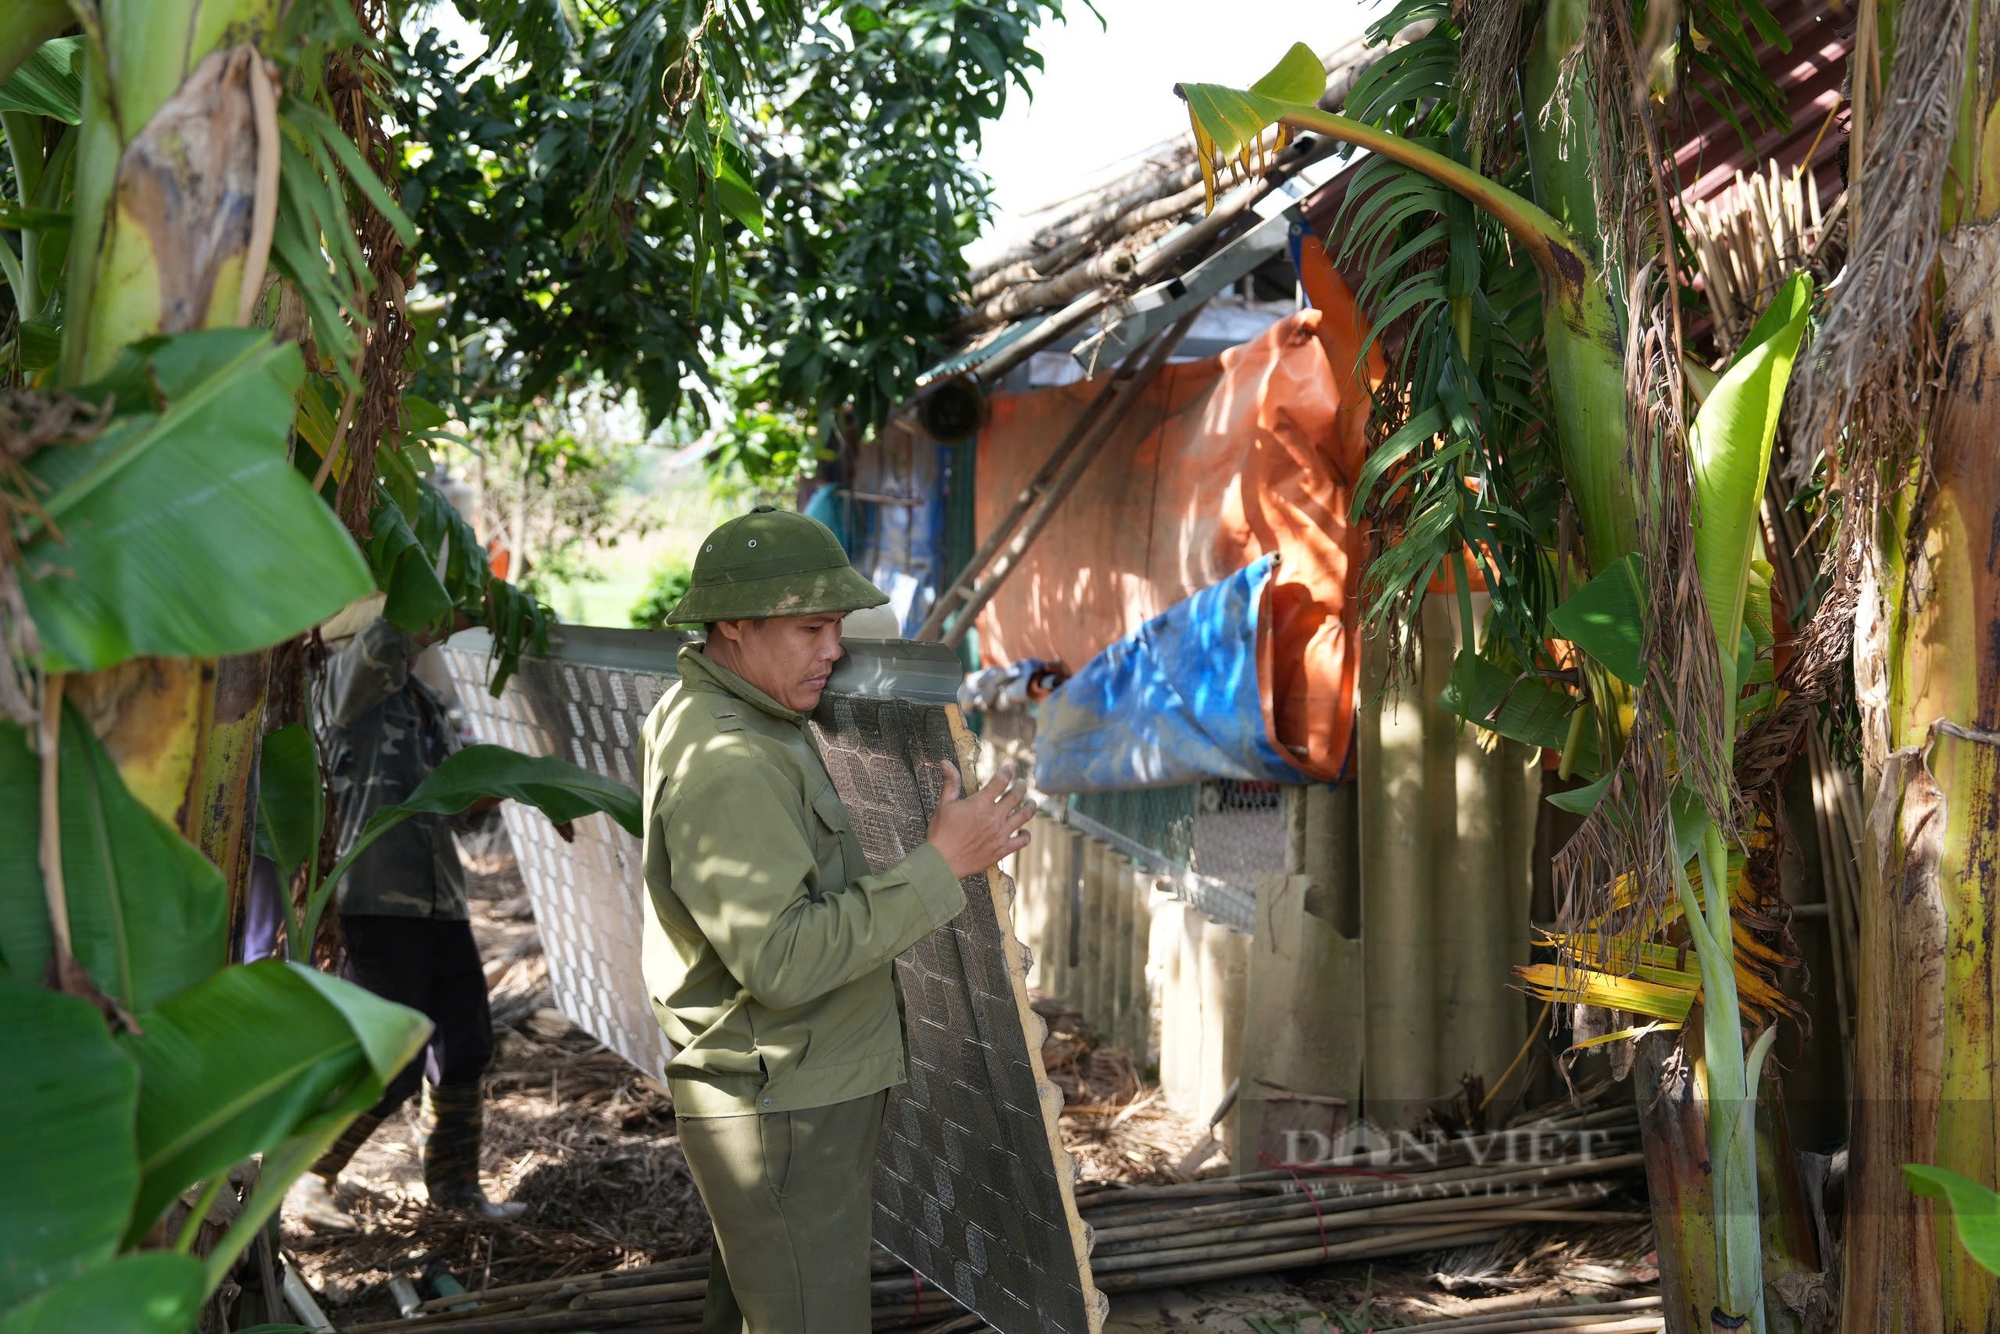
974 250 1383 782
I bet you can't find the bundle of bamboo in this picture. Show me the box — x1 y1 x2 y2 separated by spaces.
339 1106 1646 1334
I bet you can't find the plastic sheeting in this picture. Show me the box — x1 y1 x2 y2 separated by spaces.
975 246 1380 782
1035 555 1298 792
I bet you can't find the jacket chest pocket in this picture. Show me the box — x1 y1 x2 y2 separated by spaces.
808 786 855 898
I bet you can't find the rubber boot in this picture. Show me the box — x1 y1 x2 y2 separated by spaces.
287 1106 391 1230
421 1081 526 1218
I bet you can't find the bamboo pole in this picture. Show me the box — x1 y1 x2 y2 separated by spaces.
1384 1296 1661 1331
941 310 1201 649
1082 838 1110 1031
1156 897 1197 1114
1075 1146 1646 1226
412 1257 714 1313
912 358 1129 641
573 1280 709 1309
1091 1207 1651 1272
1090 1192 1644 1258
1089 1224 1512 1292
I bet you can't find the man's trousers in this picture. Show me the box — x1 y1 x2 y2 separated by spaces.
678 1090 889 1334
309 914 496 1201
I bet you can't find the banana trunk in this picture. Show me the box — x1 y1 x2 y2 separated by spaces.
1844 204 2000 1331
53 1 284 885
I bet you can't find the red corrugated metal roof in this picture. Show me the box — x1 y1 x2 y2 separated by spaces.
1670 0 1850 208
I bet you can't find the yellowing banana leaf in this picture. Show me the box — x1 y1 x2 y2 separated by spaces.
0 712 227 1013
0 976 140 1313
1517 962 1695 1022
20 331 373 670
1567 1020 1681 1053
1548 552 1647 687
1179 42 1324 204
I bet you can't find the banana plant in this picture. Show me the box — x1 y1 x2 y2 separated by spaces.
1179 32 1635 576
259 724 642 963
1183 32 1815 1328
0 706 431 1332
1520 272 1812 1329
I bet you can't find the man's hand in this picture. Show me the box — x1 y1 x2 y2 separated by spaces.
925 761 1034 880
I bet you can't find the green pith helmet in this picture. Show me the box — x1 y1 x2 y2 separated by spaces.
666 505 889 623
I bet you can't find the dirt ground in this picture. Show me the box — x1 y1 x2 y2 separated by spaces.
285 843 1659 1331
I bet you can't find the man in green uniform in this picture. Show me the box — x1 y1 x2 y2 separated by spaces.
640 506 1032 1334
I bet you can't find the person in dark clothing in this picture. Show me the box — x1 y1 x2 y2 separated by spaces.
287 615 527 1228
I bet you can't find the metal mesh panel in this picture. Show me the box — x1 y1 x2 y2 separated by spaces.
439 633 1101 1334
1060 781 1282 932
812 695 1102 1334
442 646 672 1081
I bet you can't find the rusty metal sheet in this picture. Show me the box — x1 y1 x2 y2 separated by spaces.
440 628 1103 1334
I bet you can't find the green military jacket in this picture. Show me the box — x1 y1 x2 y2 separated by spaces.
321 617 471 920
639 644 966 1118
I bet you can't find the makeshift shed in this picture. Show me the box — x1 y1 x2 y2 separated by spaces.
814 0 1860 1153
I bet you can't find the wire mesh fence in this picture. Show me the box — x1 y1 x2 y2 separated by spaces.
1067 780 1287 907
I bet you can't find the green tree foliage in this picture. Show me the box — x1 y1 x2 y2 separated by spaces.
439 388 657 598
399 0 1075 441
629 557 694 630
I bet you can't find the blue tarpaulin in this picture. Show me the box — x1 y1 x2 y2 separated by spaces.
1033 555 1308 793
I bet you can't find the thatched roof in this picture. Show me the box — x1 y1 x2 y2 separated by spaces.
929 22 1436 388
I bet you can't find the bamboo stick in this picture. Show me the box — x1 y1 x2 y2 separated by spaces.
1407 1321 1659 1334
1089 1208 1650 1272
346 1295 545 1333
1078 1148 1647 1226
412 1258 713 1312
1382 1296 1661 1334
1089 1224 1512 1292
911 339 1132 639
356 1298 706 1334
1088 1180 1637 1251
572 1280 708 1309
1392 1319 1660 1334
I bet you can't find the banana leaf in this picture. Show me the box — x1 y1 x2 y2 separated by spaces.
299 744 640 956
19 330 373 671
256 725 322 888
364 744 643 839
117 960 431 1246
0 1253 203 1334
0 711 227 1012
1904 1165 2000 1276
0 977 140 1312
1434 647 1582 752
1547 553 1647 687
1687 272 1812 672
366 494 455 635
0 36 80 123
